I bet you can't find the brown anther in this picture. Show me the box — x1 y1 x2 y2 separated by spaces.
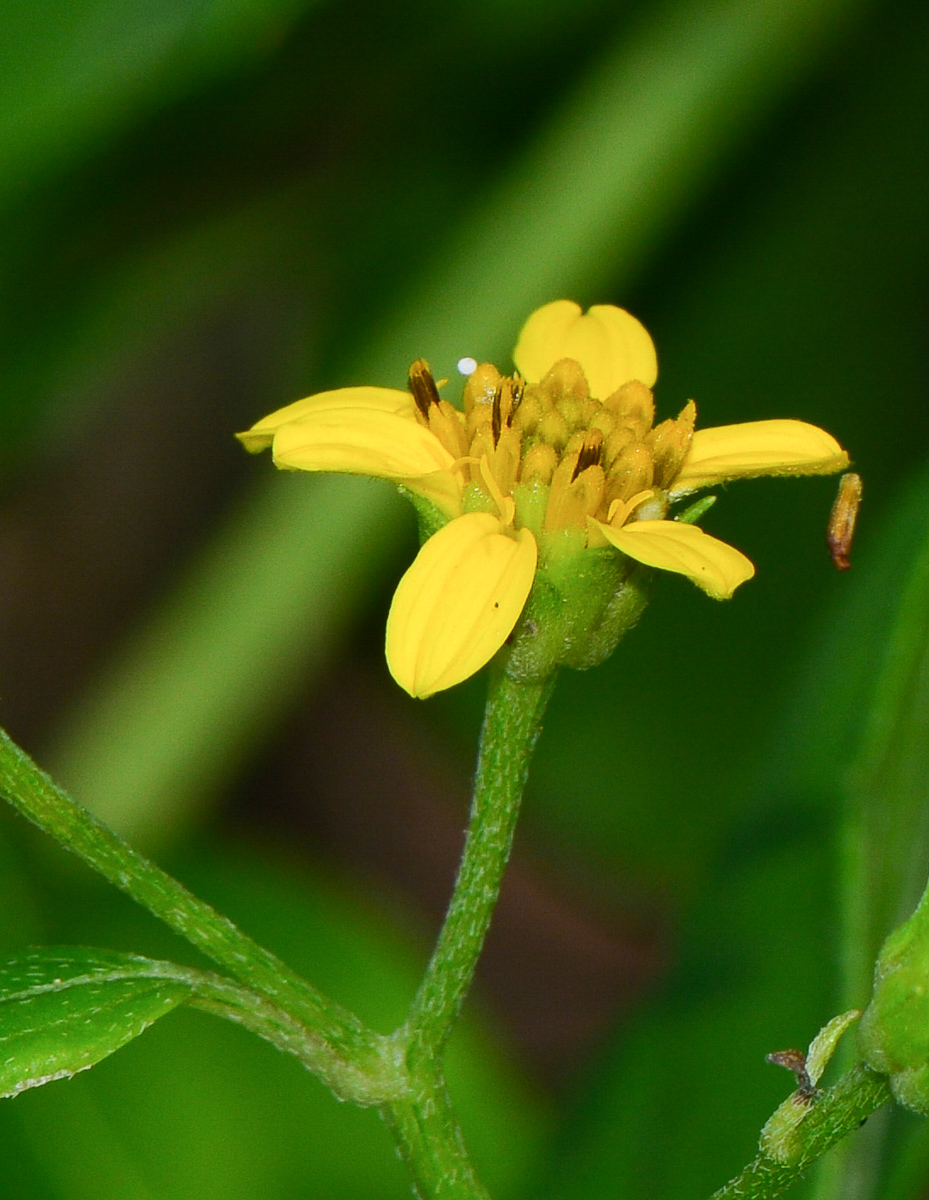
491 384 503 447
828 472 862 571
508 374 525 425
408 359 441 418
571 429 604 482
766 1049 816 1101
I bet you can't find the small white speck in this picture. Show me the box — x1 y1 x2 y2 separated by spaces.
457 356 477 376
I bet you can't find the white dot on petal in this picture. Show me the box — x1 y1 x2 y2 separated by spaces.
457 356 478 376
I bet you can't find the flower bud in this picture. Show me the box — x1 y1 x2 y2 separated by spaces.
603 380 655 436
520 443 557 486
608 442 654 503
648 400 696 486
538 357 590 406
859 879 929 1113
462 363 501 414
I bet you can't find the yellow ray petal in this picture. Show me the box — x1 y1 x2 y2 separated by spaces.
270 405 453 475
671 419 849 495
386 513 537 698
513 300 657 397
237 386 415 452
594 518 754 599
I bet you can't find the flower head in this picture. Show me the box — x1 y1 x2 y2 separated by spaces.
239 300 848 697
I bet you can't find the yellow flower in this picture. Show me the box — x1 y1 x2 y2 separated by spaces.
239 300 848 698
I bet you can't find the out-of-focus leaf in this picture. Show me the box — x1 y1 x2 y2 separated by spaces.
537 822 832 1200
534 461 929 1200
351 0 873 384
48 474 405 847
0 0 320 207
878 1115 929 1200
0 819 44 955
0 948 190 1099
806 467 929 1197
775 466 929 1007
768 467 929 1200
0 182 323 457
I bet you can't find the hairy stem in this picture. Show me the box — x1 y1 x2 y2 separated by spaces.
404 669 556 1064
379 669 555 1198
382 1073 492 1200
710 1064 892 1200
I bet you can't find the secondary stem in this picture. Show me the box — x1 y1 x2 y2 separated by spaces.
405 668 556 1064
710 1064 892 1200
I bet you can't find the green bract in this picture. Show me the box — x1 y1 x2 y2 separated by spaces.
860 877 929 1113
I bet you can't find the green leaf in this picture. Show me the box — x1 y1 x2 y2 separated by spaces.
814 465 929 1196
844 480 929 993
0 948 190 1099
537 826 833 1200
0 845 549 1200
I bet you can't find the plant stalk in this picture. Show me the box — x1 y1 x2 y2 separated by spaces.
382 1073 492 1200
381 668 555 1198
404 668 556 1065
710 1064 892 1200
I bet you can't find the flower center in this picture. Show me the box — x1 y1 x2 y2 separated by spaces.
409 358 696 560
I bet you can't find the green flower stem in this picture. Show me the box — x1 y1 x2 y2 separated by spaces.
375 669 555 1199
0 727 395 1104
382 1073 492 1200
404 668 556 1064
709 1064 892 1200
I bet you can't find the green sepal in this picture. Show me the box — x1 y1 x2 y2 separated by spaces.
500 549 651 683
395 486 452 544
675 494 717 524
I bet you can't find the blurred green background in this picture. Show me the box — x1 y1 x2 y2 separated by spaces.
0 0 928 1196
